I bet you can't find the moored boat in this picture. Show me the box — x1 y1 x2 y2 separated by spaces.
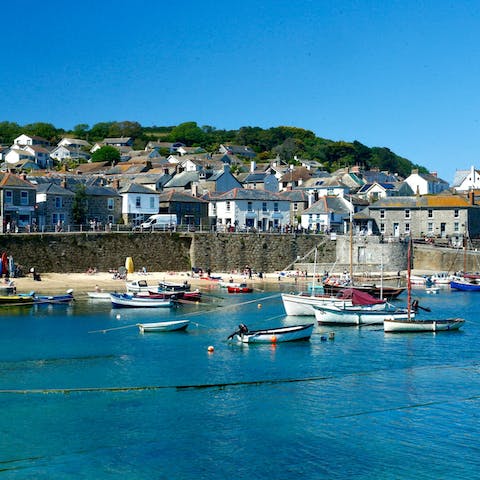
227 323 314 343
227 283 253 293
322 281 406 300
0 294 36 305
158 281 191 292
110 293 173 308
450 279 480 291
314 303 411 325
137 320 190 333
126 279 151 293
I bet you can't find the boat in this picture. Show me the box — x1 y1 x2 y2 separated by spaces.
137 320 190 333
0 294 36 305
384 239 465 333
144 290 202 301
281 287 385 316
322 280 406 300
227 283 253 293
110 293 173 308
87 291 112 299
158 281 191 292
314 301 411 325
227 323 314 343
450 279 480 291
126 279 151 293
33 290 74 304
430 272 455 285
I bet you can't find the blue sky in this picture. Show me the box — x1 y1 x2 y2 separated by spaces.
2 0 479 182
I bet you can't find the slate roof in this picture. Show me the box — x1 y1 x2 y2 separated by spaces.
303 196 351 215
35 183 75 196
159 190 208 203
0 172 36 188
118 183 157 194
163 171 199 188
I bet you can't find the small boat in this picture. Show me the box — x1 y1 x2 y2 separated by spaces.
314 303 411 325
87 291 112 300
323 281 406 300
227 283 253 293
126 279 151 293
0 294 35 305
137 320 190 333
33 290 74 304
144 290 202 301
227 323 314 343
158 281 191 292
450 279 480 291
110 293 173 308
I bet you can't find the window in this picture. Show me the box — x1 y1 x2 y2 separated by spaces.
108 198 114 210
262 202 267 212
428 222 434 233
247 201 253 212
108 215 114 224
149 197 154 209
380 209 385 219
405 223 410 234
226 201 231 212
55 196 62 208
454 222 459 232
5 190 12 204
428 209 433 218
135 196 141 208
274 202 279 212
293 203 298 212
454 209 459 218
20 191 28 206
405 209 411 219
380 223 385 233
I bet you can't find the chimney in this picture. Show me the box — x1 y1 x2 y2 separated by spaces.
250 161 256 173
412 169 419 174
112 178 120 190
431 171 437 178
469 190 475 205
61 179 67 189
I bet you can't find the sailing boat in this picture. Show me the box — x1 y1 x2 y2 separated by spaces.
322 216 405 300
384 238 465 333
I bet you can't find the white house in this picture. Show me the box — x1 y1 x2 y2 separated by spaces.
21 145 51 168
452 166 480 192
117 182 160 225
210 188 290 232
50 145 90 163
5 148 35 165
404 169 449 195
13 134 50 147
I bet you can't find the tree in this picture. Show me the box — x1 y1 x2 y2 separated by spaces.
168 121 206 145
72 124 90 139
72 184 88 225
91 145 120 164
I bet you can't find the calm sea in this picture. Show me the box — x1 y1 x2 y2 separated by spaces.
0 283 479 479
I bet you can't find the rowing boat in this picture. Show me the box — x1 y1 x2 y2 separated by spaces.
227 323 314 343
137 320 190 332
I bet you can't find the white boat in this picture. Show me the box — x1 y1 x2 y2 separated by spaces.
430 272 455 285
110 293 173 308
384 239 465 333
227 323 314 343
384 317 464 332
137 320 190 333
126 279 151 293
314 303 412 325
87 291 112 299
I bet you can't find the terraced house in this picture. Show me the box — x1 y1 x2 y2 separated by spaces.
364 193 480 241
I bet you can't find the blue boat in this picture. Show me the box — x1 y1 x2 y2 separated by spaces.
450 279 480 291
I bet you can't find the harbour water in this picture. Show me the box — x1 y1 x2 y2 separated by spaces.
1 284 479 479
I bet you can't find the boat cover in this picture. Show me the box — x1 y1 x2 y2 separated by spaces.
336 288 385 305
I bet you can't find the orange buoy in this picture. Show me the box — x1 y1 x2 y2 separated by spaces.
207 345 215 353
271 336 277 343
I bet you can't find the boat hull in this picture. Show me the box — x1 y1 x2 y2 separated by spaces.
110 293 173 308
232 323 314 343
450 280 480 291
314 305 411 325
384 318 465 333
281 293 355 316
323 283 405 300
137 320 190 332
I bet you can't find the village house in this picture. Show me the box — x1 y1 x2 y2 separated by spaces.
13 134 50 148
117 182 160 226
209 188 290 232
363 193 480 240
35 181 75 229
0 172 37 232
158 190 209 229
452 166 480 192
404 169 449 195
300 196 353 233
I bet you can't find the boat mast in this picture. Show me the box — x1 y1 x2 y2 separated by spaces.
311 247 318 297
349 211 353 283
407 238 412 320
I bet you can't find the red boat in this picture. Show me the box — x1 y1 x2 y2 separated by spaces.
227 283 253 293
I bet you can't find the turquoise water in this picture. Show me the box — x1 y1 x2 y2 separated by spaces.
0 286 479 479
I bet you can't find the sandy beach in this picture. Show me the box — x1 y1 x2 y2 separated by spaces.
8 270 301 297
